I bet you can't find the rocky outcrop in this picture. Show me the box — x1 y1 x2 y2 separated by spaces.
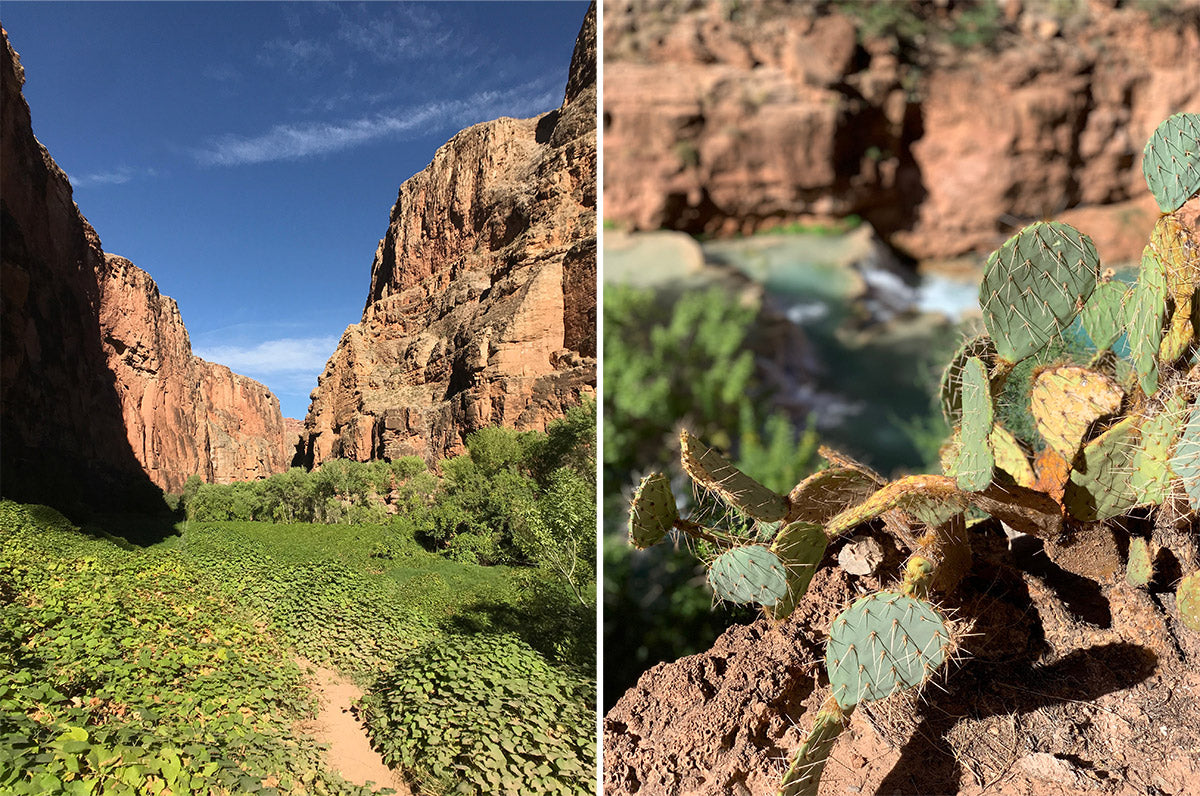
603 0 1200 261
1 27 290 504
297 4 596 467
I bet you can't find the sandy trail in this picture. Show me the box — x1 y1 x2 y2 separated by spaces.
296 657 411 795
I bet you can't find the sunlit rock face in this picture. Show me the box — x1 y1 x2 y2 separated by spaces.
603 0 1199 262
298 5 597 468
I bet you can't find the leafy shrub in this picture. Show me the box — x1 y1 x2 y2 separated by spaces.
359 633 595 796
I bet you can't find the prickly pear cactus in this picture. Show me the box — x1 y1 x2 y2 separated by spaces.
1126 538 1154 588
767 521 829 619
1171 397 1200 512
1081 280 1128 354
624 113 1200 796
629 473 678 549
1142 112 1200 213
826 591 952 708
1128 242 1170 396
777 697 849 796
940 335 997 426
1179 572 1200 632
681 430 789 521
979 222 1099 365
707 545 790 607
955 356 994 492
1029 365 1123 458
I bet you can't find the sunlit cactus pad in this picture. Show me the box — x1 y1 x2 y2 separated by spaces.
979 221 1099 364
1179 572 1200 632
1171 397 1200 512
940 334 996 426
767 521 829 620
680 430 788 521
1029 366 1123 458
1126 537 1154 588
826 591 952 708
628 472 678 549
955 356 994 492
1081 280 1128 353
785 467 878 525
707 544 789 606
1142 112 1200 213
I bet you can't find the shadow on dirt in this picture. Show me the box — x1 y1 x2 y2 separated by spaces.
874 530 1158 794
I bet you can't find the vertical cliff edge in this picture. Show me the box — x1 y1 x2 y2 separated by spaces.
297 3 596 467
1 26 291 504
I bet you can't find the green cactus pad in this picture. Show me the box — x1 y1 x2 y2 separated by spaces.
786 467 882 525
1081 280 1129 354
766 521 829 620
825 475 966 538
1126 538 1154 588
628 473 678 549
1029 365 1123 458
955 356 994 492
979 222 1100 364
707 545 789 607
1178 572 1200 632
681 430 788 522
1064 416 1144 521
826 591 952 708
989 424 1035 488
1131 393 1186 505
1127 245 1168 396
1170 397 1200 512
778 697 850 796
1141 112 1200 213
940 335 997 426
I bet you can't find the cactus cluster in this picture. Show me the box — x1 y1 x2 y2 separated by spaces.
626 113 1200 795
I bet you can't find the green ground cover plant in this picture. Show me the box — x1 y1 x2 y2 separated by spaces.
1 406 597 796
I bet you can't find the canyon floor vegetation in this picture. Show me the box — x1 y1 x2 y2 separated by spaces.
0 404 596 796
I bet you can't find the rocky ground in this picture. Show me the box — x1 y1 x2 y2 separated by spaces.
604 521 1200 796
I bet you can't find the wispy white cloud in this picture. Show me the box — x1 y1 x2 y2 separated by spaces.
335 4 458 63
257 38 333 71
192 80 560 167
67 166 157 188
194 336 337 375
203 63 242 83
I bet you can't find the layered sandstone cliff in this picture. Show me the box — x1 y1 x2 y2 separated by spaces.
603 0 1200 262
297 4 597 467
1 27 290 503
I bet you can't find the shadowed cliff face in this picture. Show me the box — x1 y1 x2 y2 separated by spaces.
1 27 291 506
298 3 597 468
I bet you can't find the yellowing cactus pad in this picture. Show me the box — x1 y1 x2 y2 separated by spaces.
1030 366 1123 458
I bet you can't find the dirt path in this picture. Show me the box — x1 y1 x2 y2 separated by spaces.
296 657 411 795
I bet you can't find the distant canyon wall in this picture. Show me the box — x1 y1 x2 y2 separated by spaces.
1 27 290 502
297 3 597 467
603 0 1200 262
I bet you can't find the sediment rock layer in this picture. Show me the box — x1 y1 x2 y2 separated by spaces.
1 27 290 502
298 4 597 467
603 0 1200 261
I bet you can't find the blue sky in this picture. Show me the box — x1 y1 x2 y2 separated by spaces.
2 1 589 419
